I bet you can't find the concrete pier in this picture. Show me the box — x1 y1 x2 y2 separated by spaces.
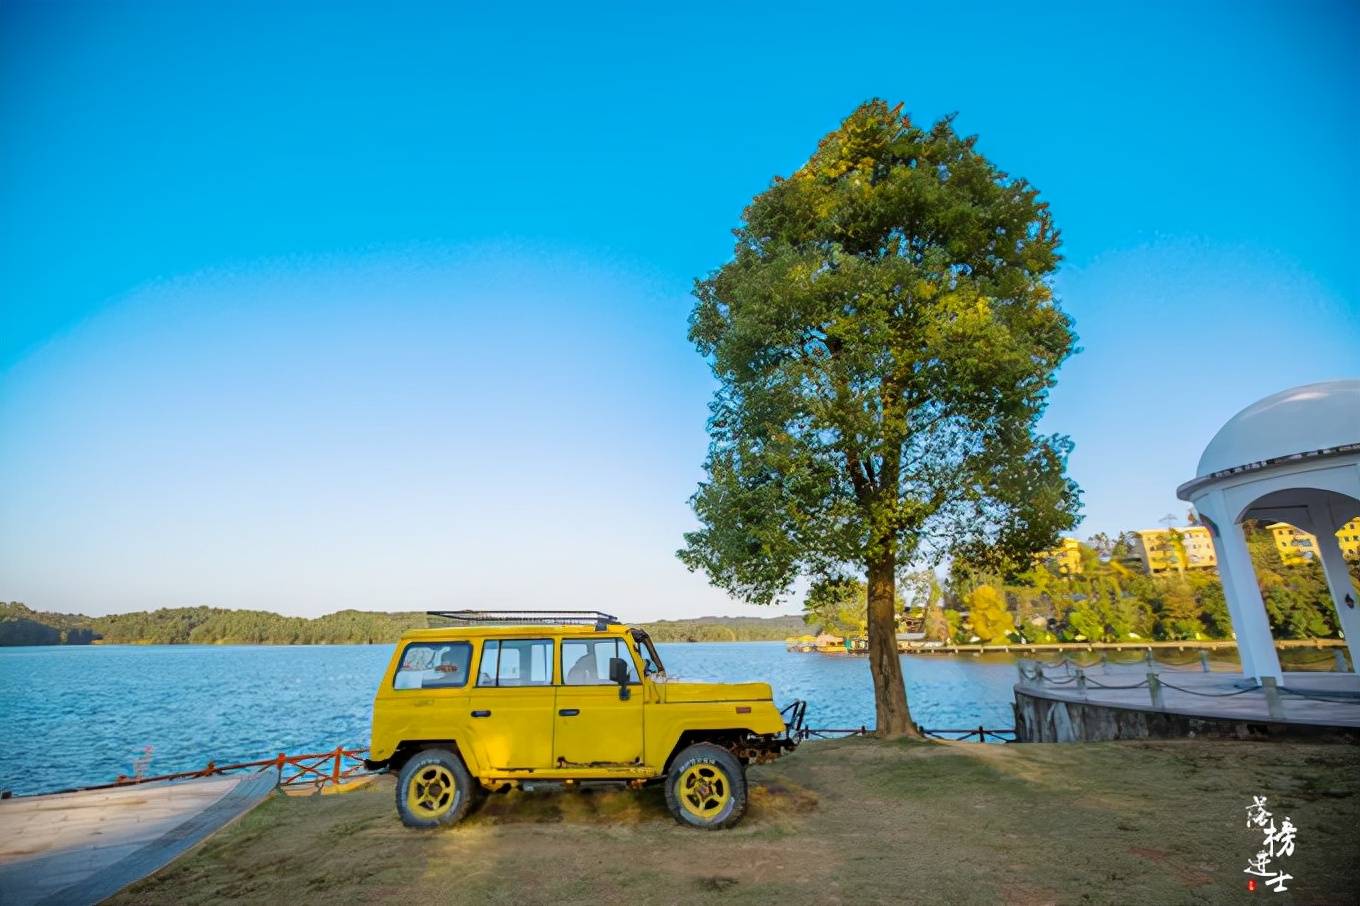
0 771 275 906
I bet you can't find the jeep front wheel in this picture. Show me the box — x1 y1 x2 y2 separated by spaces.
395 749 476 829
664 743 747 829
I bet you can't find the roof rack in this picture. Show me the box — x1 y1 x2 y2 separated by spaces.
426 610 620 630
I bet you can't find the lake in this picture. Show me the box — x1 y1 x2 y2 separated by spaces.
0 641 1324 795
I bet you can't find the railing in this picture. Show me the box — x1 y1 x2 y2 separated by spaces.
1016 656 1360 722
922 726 1016 742
796 725 1015 742
22 721 1022 800
40 746 373 796
1019 648 1352 674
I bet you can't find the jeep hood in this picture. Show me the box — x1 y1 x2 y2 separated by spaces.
656 679 774 703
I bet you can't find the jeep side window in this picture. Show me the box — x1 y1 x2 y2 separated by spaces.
477 638 552 687
635 641 657 677
393 642 471 689
562 638 639 685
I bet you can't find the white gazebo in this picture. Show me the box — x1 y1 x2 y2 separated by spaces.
1177 380 1360 682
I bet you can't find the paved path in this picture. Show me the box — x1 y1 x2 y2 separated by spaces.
0 771 275 906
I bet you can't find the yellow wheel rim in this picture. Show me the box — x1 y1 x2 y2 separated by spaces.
678 763 730 820
406 764 457 819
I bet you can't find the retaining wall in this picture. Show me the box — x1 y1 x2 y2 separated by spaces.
1012 689 1360 744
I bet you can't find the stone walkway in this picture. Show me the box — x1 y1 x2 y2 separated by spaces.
0 771 275 906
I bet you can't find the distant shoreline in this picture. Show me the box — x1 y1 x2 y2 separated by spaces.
1 602 807 647
0 637 802 649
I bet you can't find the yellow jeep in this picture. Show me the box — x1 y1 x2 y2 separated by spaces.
367 610 803 830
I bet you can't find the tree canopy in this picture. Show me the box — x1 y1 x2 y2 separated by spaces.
679 99 1079 735
936 520 1346 646
801 579 872 638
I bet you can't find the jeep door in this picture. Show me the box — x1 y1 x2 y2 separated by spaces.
554 636 644 766
468 637 556 770
376 640 475 761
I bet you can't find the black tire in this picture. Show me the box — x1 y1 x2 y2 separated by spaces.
664 743 747 829
395 749 477 829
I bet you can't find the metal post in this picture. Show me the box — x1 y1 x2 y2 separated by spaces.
1147 673 1164 709
1100 653 1109 672
332 745 343 785
1199 651 1211 672
1076 668 1087 694
1335 650 1349 673
1145 649 1155 668
1261 676 1285 720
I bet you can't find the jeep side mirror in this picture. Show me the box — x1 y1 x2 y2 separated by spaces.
608 657 629 685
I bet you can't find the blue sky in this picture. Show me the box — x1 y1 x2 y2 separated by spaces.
2 1 1357 618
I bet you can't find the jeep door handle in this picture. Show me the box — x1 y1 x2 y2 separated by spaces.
471 710 491 718
557 708 580 717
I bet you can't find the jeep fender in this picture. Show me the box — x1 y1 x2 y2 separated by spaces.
387 739 480 776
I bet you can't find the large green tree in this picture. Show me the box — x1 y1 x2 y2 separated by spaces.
678 100 1080 736
801 578 871 638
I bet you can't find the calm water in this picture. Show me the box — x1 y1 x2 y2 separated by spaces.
0 641 1331 794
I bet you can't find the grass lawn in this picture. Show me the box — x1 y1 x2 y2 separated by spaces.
113 738 1358 905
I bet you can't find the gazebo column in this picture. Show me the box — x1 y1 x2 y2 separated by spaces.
1306 504 1360 672
1210 520 1282 682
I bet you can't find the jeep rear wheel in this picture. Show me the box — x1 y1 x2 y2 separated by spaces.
396 749 476 829
664 743 747 829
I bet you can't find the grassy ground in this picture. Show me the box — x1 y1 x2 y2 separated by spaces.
113 738 1358 906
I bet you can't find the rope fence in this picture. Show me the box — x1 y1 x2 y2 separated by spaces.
1025 650 1351 673
1082 677 1152 690
1279 687 1360 705
1155 681 1260 698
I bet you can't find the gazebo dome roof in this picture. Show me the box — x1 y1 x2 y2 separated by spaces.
1196 380 1360 477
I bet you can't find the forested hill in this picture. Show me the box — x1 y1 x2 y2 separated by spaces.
638 615 807 642
0 603 431 645
0 602 805 646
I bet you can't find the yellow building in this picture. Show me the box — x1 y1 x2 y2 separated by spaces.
1034 537 1083 576
1126 526 1217 574
1340 519 1360 560
1267 519 1360 565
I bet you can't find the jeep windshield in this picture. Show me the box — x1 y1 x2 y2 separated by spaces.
630 628 666 676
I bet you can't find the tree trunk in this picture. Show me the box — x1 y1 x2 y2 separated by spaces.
866 550 920 738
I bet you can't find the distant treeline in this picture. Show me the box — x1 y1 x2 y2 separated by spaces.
637 614 807 642
0 602 805 646
0 603 430 646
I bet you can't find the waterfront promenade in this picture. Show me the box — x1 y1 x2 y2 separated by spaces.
903 638 1348 656
1014 659 1360 742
